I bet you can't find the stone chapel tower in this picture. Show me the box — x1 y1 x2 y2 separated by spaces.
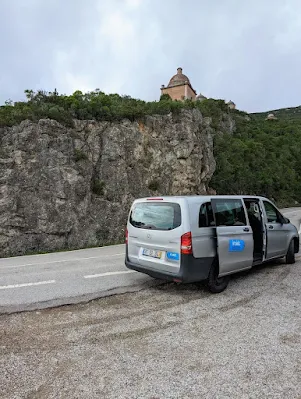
160 67 197 101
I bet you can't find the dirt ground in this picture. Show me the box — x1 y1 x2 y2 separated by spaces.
1 259 301 399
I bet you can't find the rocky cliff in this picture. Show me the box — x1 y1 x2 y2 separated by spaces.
0 108 225 257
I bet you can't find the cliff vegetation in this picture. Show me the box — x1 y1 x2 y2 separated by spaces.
212 108 301 206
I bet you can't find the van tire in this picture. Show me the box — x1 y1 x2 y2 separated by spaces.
285 240 295 264
206 260 230 293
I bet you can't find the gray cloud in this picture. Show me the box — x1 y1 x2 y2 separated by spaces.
1 0 301 112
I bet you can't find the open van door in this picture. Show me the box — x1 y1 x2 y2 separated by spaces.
211 198 254 276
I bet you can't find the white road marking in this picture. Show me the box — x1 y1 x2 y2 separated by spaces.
84 271 136 279
0 280 56 290
0 253 125 269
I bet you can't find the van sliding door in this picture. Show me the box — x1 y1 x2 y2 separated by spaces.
211 198 254 276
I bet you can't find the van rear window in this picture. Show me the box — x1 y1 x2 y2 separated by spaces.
129 202 181 230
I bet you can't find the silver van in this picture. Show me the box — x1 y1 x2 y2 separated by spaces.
125 195 299 293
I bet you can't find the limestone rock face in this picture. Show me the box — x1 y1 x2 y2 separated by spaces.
0 108 223 256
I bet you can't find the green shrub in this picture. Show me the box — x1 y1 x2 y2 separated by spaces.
160 94 172 101
91 179 105 196
74 148 88 162
148 180 160 191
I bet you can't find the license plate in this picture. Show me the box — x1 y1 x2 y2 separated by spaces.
142 248 162 259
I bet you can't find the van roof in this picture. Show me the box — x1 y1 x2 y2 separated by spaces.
135 195 269 203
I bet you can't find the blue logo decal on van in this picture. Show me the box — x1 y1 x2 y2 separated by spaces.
229 239 245 252
167 252 180 261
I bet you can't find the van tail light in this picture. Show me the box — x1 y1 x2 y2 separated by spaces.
181 232 192 255
125 229 128 245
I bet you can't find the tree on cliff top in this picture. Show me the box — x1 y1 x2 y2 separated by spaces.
0 89 227 128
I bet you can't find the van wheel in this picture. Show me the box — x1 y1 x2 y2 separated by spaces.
285 240 295 264
206 260 230 293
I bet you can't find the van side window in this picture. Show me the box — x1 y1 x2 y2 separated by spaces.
263 201 281 223
214 200 247 226
199 202 215 227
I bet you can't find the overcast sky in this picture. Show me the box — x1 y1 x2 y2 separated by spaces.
1 0 301 113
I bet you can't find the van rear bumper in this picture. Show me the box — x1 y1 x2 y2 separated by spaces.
125 259 180 282
125 249 214 283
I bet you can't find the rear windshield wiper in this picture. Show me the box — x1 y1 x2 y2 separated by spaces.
131 221 145 228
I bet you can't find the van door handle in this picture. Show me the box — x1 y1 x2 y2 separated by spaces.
243 227 250 232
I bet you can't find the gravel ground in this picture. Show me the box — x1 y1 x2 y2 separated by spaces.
1 258 301 399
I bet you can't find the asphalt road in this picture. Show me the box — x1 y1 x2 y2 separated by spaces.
0 245 157 314
0 208 300 314
1 256 301 398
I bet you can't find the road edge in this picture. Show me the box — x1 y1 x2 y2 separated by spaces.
0 279 164 315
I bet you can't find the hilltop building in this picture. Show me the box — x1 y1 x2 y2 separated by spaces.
226 100 236 109
160 68 236 109
160 67 206 101
196 93 207 102
266 113 277 120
